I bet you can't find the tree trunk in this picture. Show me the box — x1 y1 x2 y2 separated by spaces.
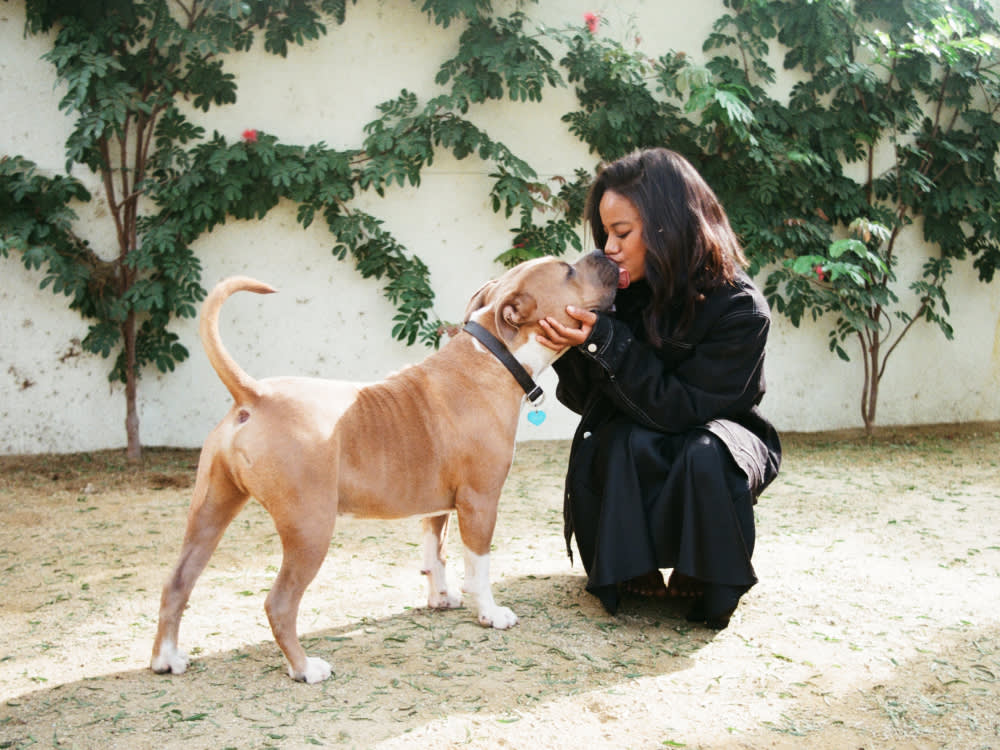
123 311 142 462
862 331 880 437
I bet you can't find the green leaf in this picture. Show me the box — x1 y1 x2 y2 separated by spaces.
828 239 866 259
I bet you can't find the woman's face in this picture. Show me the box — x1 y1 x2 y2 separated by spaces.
598 189 647 289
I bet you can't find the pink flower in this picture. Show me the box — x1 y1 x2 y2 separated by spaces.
814 265 826 282
242 129 258 143
584 11 600 34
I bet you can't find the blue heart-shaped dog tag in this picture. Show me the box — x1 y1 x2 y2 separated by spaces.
527 409 546 426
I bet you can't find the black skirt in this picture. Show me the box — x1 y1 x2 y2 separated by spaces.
565 418 759 618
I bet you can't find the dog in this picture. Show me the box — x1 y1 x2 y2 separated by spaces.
150 252 619 683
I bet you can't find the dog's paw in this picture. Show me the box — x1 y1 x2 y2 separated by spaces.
150 641 189 675
428 589 462 610
478 605 518 630
290 656 333 684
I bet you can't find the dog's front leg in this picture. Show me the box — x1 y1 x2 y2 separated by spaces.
462 547 517 629
455 491 517 629
421 514 461 609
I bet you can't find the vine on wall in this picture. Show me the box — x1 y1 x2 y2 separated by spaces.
1 0 572 457
551 1 1000 434
3 0 1000 456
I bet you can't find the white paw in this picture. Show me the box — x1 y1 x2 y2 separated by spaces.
428 590 462 610
290 656 332 684
151 641 188 675
478 605 518 630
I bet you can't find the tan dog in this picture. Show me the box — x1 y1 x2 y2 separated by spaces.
151 253 618 683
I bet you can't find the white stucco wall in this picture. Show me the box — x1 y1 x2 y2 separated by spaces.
2 1 999 455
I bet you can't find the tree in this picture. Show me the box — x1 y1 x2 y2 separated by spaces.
546 0 1000 435
1 0 571 459
2 0 354 460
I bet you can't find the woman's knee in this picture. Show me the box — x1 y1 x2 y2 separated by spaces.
682 431 727 476
683 431 752 496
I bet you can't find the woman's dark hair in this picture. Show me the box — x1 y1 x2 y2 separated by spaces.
584 147 747 343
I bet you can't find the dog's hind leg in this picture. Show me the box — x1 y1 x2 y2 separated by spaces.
455 490 518 630
265 512 336 683
421 513 461 609
151 459 249 676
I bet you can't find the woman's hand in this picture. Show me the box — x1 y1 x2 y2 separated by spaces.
536 306 598 352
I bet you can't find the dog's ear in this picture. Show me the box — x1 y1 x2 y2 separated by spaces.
496 292 537 342
463 279 499 323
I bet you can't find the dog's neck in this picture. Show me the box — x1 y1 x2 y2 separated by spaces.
467 310 563 379
509 335 563 378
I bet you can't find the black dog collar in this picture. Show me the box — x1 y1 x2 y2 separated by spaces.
463 321 544 406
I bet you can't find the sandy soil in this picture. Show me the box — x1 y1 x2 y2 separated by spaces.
1 424 999 749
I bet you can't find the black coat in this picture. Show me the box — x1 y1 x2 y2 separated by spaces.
553 271 782 613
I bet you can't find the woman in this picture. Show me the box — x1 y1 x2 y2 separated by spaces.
537 148 781 628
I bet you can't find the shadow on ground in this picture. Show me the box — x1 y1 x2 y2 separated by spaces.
1 573 716 749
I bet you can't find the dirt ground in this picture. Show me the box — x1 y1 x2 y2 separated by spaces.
1 423 998 750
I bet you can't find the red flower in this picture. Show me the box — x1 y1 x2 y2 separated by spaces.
242 128 258 143
814 264 826 282
584 11 599 34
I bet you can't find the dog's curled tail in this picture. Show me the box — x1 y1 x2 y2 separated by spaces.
200 276 277 404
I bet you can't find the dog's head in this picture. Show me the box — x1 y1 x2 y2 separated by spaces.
463 251 619 353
